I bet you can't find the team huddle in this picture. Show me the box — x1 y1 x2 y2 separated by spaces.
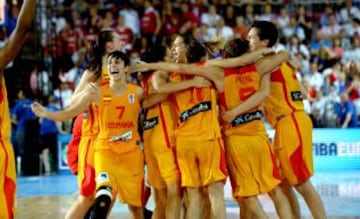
0 1 327 219
30 21 327 219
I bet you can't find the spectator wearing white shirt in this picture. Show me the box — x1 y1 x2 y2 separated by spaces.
201 5 221 27
307 62 324 92
321 14 343 39
119 1 140 36
213 18 234 42
276 7 290 29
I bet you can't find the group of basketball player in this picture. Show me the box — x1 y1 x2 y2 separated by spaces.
0 1 328 219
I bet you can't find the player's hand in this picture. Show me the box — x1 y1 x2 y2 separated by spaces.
129 62 149 73
193 76 212 87
31 102 48 118
221 110 236 123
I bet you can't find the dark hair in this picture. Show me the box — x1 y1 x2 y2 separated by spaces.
107 50 130 66
179 33 206 63
141 44 168 63
87 30 114 79
140 44 168 78
224 38 250 58
251 20 278 47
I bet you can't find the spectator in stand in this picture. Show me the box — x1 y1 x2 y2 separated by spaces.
119 1 140 37
115 14 134 52
12 89 36 171
54 82 73 109
320 13 343 40
161 1 180 36
286 35 310 61
233 15 249 39
201 4 221 27
337 92 359 128
243 4 255 26
342 37 360 64
101 11 116 29
212 17 234 42
276 7 290 30
320 5 334 28
338 28 352 51
39 95 65 175
310 89 327 127
140 0 162 49
296 5 313 43
223 4 236 27
332 37 345 58
83 6 102 33
178 2 198 34
307 62 324 92
310 30 332 57
282 17 306 42
258 3 274 21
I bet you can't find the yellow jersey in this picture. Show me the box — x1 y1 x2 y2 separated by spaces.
95 82 141 154
219 64 267 136
264 62 304 127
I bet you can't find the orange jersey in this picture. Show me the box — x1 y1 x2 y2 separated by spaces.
264 62 304 127
171 68 221 140
142 73 177 149
0 78 11 140
219 64 267 136
95 83 141 154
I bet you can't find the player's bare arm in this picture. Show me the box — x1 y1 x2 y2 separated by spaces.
142 71 169 109
31 83 100 121
205 47 274 69
0 0 37 79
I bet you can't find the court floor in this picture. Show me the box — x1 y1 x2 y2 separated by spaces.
16 170 360 219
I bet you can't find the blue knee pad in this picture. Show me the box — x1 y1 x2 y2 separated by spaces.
89 186 112 219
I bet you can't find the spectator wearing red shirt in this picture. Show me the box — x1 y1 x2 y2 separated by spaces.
115 14 134 52
178 2 199 34
161 1 180 36
140 0 161 49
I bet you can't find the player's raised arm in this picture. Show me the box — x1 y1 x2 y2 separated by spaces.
0 0 37 72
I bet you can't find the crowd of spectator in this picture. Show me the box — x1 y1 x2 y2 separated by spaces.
2 1 360 152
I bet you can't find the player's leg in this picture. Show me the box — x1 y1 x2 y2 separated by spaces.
0 140 16 219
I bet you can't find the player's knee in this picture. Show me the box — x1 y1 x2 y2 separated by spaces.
89 186 112 219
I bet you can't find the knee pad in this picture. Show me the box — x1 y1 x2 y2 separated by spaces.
89 186 112 219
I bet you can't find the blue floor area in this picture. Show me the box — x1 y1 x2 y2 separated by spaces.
17 175 78 197
17 170 360 217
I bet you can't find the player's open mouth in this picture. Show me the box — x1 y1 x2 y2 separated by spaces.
110 71 119 75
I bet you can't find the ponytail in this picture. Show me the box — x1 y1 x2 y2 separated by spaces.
87 30 114 79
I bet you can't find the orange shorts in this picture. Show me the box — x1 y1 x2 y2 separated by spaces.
225 135 281 198
94 148 145 207
144 143 179 189
77 136 96 196
274 111 314 185
0 139 16 219
175 137 227 187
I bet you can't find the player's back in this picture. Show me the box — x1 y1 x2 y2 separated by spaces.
171 71 221 140
220 64 267 136
264 62 305 127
